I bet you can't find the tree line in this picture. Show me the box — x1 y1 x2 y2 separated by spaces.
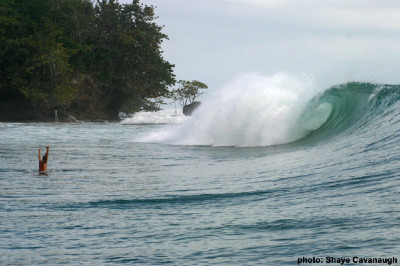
0 0 179 120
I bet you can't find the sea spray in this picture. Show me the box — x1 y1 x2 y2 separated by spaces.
137 73 322 146
121 109 187 124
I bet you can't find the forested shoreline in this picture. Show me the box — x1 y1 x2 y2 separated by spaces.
0 0 175 121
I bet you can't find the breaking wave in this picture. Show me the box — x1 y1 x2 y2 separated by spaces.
135 73 400 147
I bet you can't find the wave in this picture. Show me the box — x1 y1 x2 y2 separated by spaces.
299 82 400 143
60 190 278 210
136 73 400 147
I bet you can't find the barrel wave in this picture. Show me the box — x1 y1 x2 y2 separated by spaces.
138 74 400 147
299 82 400 144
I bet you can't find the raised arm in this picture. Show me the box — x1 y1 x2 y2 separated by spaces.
43 146 49 163
38 148 42 162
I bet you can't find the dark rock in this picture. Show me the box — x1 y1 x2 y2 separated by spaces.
183 102 201 116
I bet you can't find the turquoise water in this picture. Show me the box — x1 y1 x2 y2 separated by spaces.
1 82 400 264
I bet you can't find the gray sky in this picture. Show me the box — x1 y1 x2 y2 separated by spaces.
120 0 400 90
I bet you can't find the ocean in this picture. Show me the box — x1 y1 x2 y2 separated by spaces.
1 74 400 265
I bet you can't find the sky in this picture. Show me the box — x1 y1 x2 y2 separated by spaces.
119 0 400 91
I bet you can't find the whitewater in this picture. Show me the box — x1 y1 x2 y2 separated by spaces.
135 73 319 146
1 73 400 264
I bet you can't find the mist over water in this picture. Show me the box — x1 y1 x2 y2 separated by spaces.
121 109 186 124
137 73 323 146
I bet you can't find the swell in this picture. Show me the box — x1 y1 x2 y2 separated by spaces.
56 189 287 210
52 168 399 211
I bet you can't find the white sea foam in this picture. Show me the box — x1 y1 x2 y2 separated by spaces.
137 73 323 146
121 109 187 124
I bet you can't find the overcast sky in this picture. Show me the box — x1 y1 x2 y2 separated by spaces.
119 0 400 90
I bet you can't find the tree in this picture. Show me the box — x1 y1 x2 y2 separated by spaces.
0 0 76 108
171 80 208 107
89 0 175 118
0 0 176 120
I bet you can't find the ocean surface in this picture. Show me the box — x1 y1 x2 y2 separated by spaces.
1 76 400 265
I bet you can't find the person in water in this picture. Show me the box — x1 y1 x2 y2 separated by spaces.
38 146 49 173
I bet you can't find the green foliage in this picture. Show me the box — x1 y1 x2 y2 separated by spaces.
89 0 175 116
0 0 175 119
0 0 75 107
170 80 208 107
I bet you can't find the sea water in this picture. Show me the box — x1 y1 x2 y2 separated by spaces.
1 74 400 265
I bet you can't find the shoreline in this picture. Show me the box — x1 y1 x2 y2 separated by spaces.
0 111 122 123
0 118 121 123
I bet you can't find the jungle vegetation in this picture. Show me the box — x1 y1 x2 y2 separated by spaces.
0 0 176 121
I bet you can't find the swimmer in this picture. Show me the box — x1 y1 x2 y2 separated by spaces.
38 146 49 173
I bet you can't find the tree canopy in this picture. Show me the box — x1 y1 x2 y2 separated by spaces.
0 0 175 120
170 80 208 107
